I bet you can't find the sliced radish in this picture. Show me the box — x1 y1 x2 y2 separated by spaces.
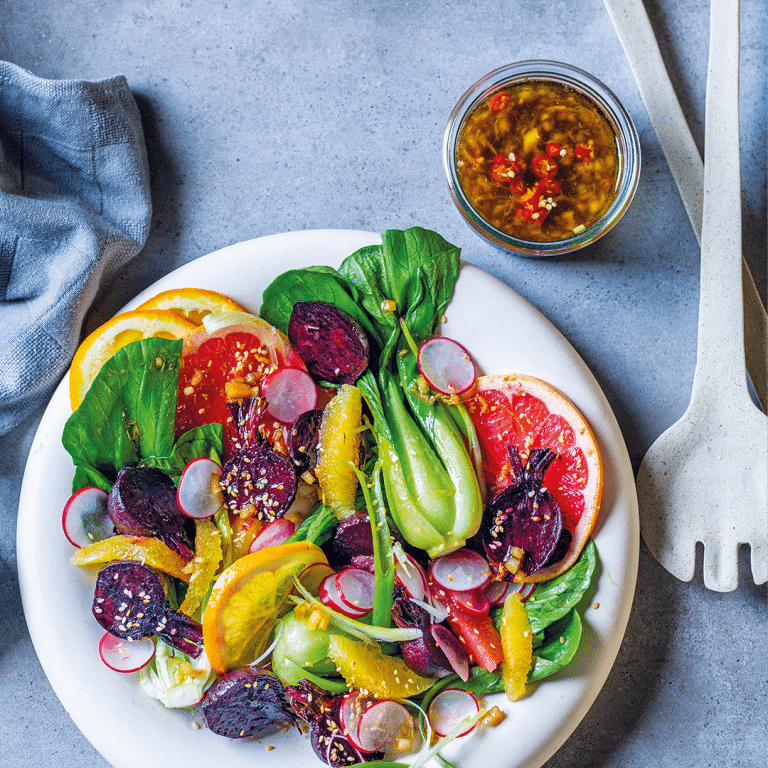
430 625 469 682
395 554 428 601
485 579 511 607
62 486 112 548
430 549 491 592
447 587 490 616
427 688 480 738
318 574 368 619
248 518 296 553
509 581 537 602
176 457 223 519
335 568 375 615
299 562 335 596
99 632 155 673
262 367 318 424
339 691 372 750
356 700 411 753
417 337 476 396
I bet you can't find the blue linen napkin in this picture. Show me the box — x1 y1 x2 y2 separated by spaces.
0 61 151 435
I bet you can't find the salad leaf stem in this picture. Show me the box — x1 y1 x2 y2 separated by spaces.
291 578 422 644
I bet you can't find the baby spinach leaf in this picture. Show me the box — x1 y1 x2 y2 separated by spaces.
286 504 337 547
523 538 597 634
260 265 383 351
528 609 582 682
461 666 504 695
63 337 182 490
141 423 223 481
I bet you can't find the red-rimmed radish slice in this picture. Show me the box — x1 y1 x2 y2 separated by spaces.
318 574 368 619
335 568 375 615
417 337 476 396
98 632 155 673
447 587 490 616
485 579 511 607
176 458 223 519
339 691 373 750
430 548 491 592
262 366 318 424
299 562 335 596
430 625 470 682
395 554 428 601
248 518 296 553
508 581 536 602
427 688 480 738
62 486 112 548
356 699 411 753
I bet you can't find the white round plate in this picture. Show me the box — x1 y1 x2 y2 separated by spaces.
18 230 639 768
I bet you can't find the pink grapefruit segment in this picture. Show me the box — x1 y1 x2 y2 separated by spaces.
465 374 603 581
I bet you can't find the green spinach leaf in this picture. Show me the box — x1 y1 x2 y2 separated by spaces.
523 538 597 634
259 265 384 351
529 609 582 682
63 337 182 490
141 423 223 481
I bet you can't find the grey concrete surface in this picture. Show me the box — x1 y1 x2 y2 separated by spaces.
1 1 766 767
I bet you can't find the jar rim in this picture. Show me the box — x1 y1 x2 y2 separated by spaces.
443 60 641 256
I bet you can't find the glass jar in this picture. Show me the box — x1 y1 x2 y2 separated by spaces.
443 61 641 257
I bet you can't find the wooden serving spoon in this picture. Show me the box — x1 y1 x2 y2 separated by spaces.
635 0 768 591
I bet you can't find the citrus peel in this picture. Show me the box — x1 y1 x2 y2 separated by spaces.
201 541 327 674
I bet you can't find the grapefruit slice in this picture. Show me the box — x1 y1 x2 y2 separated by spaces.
175 314 306 457
465 374 603 582
69 309 197 410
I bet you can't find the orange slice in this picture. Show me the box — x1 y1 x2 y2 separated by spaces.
465 373 603 582
137 287 248 325
202 541 327 674
69 309 197 410
70 535 191 582
315 384 363 518
327 634 435 698
179 519 223 618
499 592 533 701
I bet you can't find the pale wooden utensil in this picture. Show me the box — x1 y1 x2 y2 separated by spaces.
602 0 766 412
634 0 768 591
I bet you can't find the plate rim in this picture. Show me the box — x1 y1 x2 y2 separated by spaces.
18 228 639 768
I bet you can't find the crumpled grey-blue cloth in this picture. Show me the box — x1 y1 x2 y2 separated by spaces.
0 61 151 435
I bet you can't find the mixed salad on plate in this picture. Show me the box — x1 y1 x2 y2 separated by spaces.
61 227 601 767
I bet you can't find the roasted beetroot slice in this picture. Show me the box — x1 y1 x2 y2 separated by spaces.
92 562 203 657
481 447 563 577
108 466 194 559
221 440 297 522
202 668 294 738
285 681 377 767
93 561 166 640
392 588 453 679
324 511 374 569
288 408 322 475
227 396 269 452
288 301 369 385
